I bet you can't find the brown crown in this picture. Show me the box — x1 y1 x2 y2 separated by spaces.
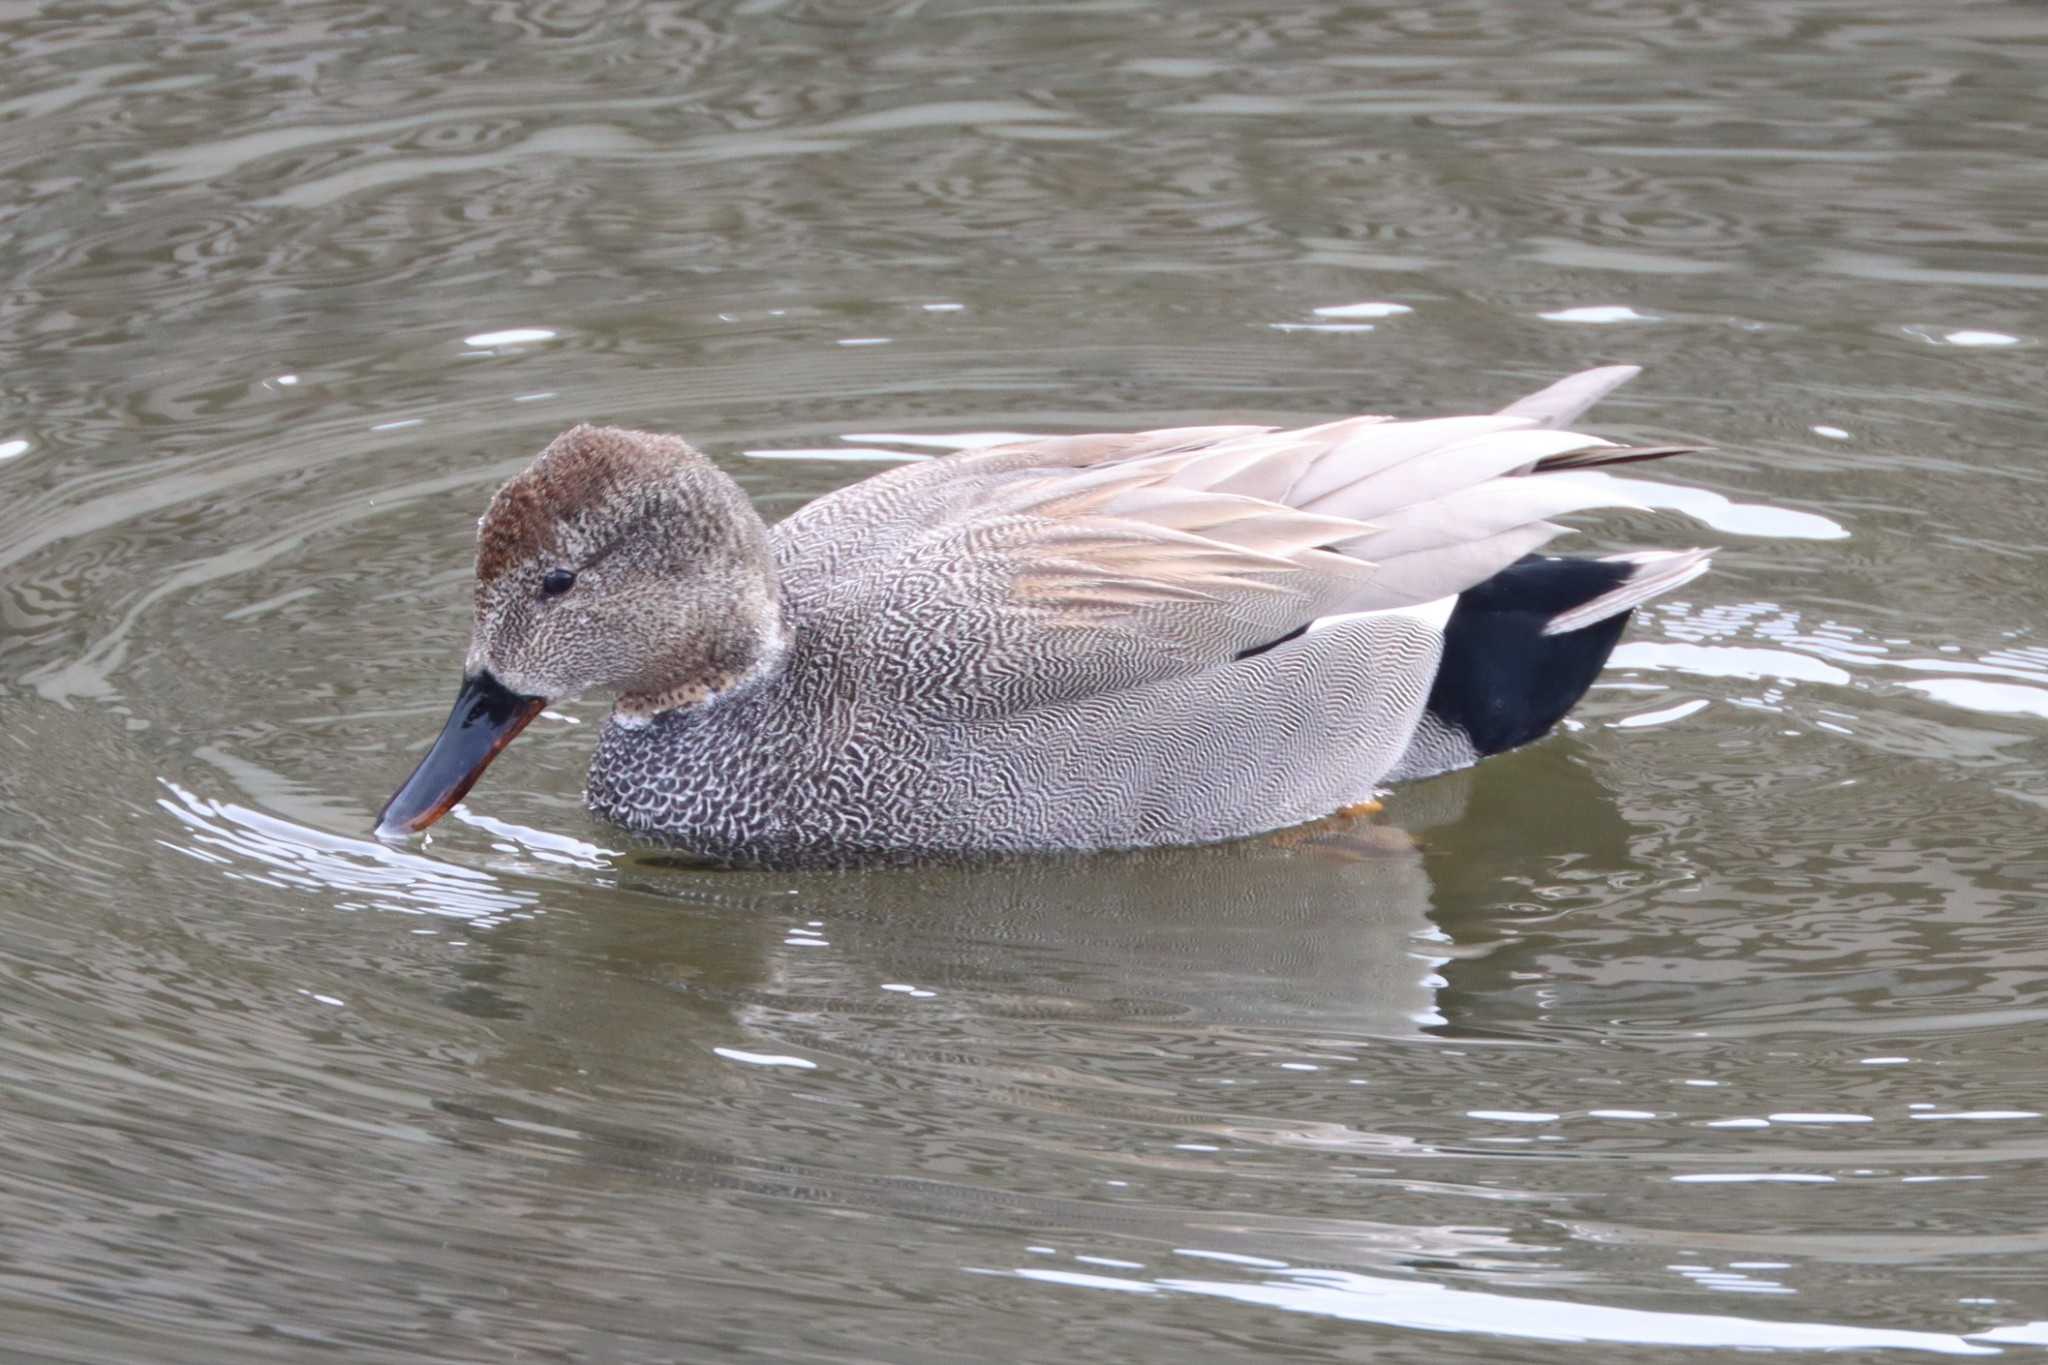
476 424 692 581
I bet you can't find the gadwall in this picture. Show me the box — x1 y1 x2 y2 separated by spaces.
377 365 1713 866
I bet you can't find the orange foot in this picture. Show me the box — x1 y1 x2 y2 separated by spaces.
1265 798 1388 849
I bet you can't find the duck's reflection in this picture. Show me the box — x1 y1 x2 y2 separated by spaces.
152 740 1646 1274
463 741 1634 1076
1396 742 1647 1035
157 736 1642 1059
650 814 1450 1037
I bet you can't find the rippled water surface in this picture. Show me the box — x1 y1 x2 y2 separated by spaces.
6 2 2048 1360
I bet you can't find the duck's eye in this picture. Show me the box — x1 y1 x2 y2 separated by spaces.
540 567 576 597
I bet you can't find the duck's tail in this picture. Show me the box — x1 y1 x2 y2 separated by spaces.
1388 548 1711 781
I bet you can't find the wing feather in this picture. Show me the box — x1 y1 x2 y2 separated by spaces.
785 366 1704 719
1334 471 1645 562
1494 364 1642 429
1299 429 1615 521
1349 523 1572 606
1287 415 1534 506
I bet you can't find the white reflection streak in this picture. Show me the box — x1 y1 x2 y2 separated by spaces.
1609 642 1852 687
747 429 1058 463
1610 698 1710 730
712 1048 817 1069
1539 304 1660 323
839 431 1046 450
449 808 619 869
1004 1265 2011 1355
1312 301 1413 318
743 447 932 463
1901 325 2027 349
1582 471 1849 541
1613 599 2048 726
1900 679 2048 720
155 778 531 920
463 327 558 347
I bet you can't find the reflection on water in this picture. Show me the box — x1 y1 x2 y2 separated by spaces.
1001 1261 2037 1356
157 780 537 921
6 0 2048 1359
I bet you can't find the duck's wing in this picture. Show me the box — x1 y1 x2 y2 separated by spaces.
769 423 1277 594
813 365 1703 719
771 364 1651 591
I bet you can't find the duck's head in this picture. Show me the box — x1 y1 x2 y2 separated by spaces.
375 424 785 837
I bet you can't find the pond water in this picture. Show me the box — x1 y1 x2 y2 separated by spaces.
5 1 2048 1359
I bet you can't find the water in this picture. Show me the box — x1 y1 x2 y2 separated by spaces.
4 1 2048 1358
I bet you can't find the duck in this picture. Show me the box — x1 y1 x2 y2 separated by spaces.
376 364 1713 866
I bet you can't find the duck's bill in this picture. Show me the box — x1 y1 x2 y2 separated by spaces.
375 672 546 837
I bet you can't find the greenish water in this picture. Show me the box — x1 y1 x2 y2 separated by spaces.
5 2 2048 1360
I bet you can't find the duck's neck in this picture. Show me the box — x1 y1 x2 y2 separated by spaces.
612 581 792 726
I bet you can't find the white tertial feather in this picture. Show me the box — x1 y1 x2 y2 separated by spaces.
1495 364 1642 429
1301 429 1614 522
1542 547 1715 635
1171 419 1387 501
1349 523 1571 608
1334 472 1646 562
1310 594 1460 637
1094 488 1375 557
1286 414 1534 506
